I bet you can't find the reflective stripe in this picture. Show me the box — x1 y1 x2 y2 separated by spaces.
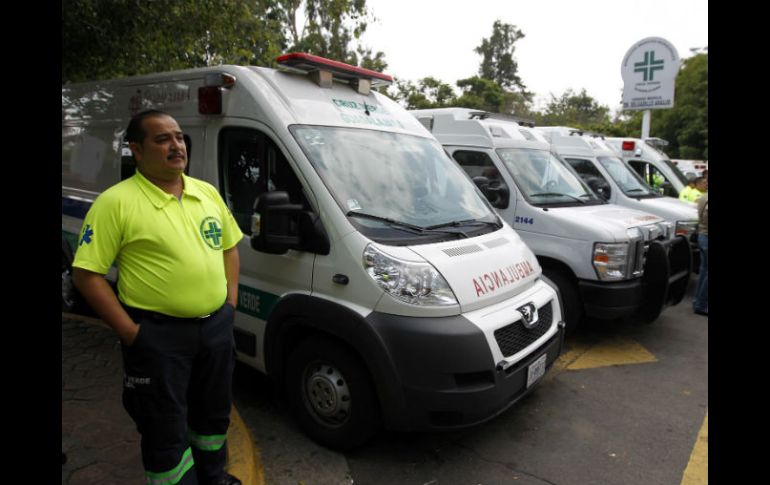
188 428 227 451
145 447 194 485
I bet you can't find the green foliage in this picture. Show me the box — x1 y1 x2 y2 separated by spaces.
62 0 384 83
536 88 611 127
646 54 708 159
475 20 527 93
455 76 533 117
279 0 376 64
390 77 457 109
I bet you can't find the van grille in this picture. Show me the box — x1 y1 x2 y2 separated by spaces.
443 244 483 257
494 301 553 358
630 238 646 277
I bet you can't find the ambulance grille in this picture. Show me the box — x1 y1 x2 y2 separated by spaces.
443 244 483 257
494 302 553 358
484 238 509 249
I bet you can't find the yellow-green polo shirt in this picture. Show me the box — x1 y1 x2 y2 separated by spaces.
72 171 243 317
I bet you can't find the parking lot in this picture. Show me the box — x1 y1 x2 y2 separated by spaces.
232 276 707 485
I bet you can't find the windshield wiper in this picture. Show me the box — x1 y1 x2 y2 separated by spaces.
427 218 501 231
347 211 469 238
530 192 586 204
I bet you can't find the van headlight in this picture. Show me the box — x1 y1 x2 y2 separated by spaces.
363 244 458 306
675 220 698 239
593 242 631 281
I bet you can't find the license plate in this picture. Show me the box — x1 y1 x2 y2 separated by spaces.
526 353 547 388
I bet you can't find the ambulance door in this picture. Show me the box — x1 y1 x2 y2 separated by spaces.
217 125 314 371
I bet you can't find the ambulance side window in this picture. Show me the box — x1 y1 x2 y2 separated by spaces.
628 160 675 197
219 128 306 235
451 150 510 208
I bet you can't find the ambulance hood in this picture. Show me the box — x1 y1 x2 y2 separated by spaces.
635 196 698 221
406 225 541 313
526 204 665 242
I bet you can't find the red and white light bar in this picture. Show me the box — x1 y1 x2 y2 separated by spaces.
276 52 393 93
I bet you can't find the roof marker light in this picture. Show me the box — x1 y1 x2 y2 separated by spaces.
276 52 393 95
622 141 635 151
199 72 236 115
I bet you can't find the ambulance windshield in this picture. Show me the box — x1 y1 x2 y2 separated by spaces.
291 126 498 242
596 156 659 198
497 148 602 206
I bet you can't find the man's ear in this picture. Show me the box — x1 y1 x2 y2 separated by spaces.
129 142 142 162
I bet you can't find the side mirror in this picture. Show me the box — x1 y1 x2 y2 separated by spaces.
473 176 509 208
250 191 330 255
585 177 610 201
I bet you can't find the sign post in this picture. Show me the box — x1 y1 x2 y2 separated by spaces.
621 37 680 138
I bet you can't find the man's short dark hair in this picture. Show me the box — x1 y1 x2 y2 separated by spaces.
126 109 171 143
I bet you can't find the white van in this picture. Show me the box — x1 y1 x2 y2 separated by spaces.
604 137 692 199
535 127 699 265
409 108 691 333
62 54 565 449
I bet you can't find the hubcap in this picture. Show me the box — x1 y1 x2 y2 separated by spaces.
303 362 351 427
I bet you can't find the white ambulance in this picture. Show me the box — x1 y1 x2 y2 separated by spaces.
62 54 565 449
535 127 699 250
409 108 691 333
604 137 692 199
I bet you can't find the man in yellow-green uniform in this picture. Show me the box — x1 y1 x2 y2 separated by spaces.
73 110 243 485
679 176 706 203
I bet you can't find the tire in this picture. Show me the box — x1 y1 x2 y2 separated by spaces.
285 335 381 450
543 269 583 335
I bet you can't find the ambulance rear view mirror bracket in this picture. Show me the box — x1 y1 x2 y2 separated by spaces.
472 176 509 209
250 191 330 255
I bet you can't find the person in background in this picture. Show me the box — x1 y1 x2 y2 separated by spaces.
693 191 708 316
72 110 243 485
679 176 707 202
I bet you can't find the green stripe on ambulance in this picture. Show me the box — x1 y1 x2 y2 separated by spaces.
237 285 279 320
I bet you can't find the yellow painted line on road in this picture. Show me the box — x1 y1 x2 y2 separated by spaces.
227 406 265 485
681 410 708 485
567 336 657 370
556 336 657 371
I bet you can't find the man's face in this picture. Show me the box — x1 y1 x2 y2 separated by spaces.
130 115 187 181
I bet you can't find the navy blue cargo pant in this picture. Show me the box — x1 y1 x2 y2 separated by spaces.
121 302 236 485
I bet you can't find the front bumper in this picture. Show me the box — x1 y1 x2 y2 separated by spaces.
578 235 692 322
366 301 565 431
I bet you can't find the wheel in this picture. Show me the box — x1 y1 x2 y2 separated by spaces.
542 269 583 334
285 335 381 450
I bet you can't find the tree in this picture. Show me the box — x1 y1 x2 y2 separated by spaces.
62 0 384 84
390 77 456 109
277 0 385 67
536 88 611 128
649 53 708 159
475 20 528 93
454 76 532 117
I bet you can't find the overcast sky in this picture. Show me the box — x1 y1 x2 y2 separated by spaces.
361 0 708 114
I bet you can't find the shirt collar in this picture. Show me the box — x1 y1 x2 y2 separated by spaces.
133 171 203 209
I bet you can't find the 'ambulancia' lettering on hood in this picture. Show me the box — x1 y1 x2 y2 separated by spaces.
473 260 536 297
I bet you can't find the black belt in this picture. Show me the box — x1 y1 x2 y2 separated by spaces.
122 303 221 323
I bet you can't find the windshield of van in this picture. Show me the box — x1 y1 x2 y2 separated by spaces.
663 159 691 186
496 148 603 206
596 156 659 198
291 126 500 244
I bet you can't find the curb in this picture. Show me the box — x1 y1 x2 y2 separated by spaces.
227 406 265 485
